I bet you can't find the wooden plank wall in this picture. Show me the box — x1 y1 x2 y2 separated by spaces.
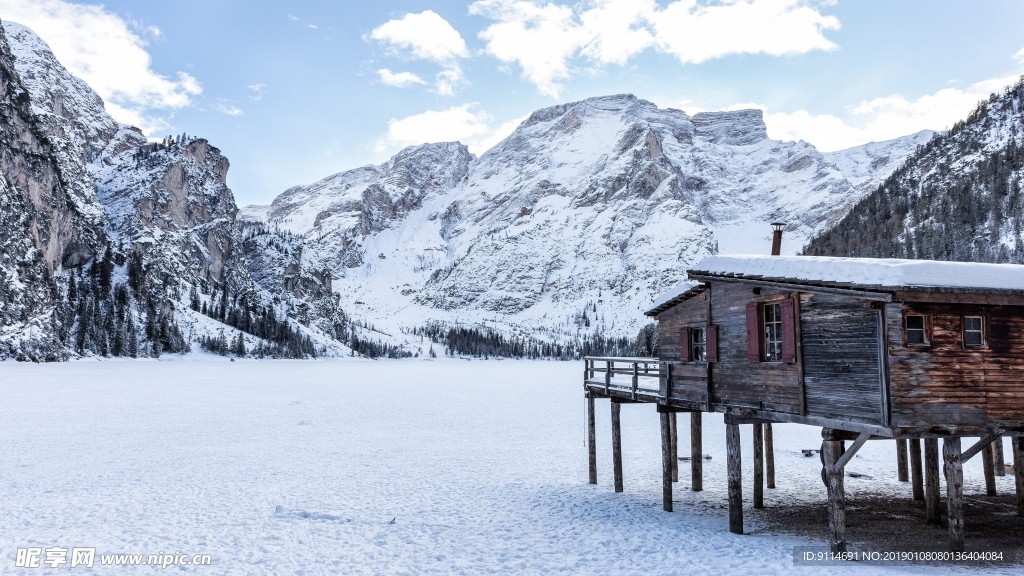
887 302 1024 428
801 293 884 425
709 283 801 413
657 294 710 401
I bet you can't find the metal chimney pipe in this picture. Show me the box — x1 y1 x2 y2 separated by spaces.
770 223 784 256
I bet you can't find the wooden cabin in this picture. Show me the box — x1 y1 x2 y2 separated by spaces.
583 246 1024 554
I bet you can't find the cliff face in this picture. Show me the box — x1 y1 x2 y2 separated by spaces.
0 22 96 359
94 138 253 293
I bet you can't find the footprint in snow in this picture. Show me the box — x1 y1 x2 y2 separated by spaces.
297 420 312 426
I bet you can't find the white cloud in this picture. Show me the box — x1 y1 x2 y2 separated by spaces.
1016 46 1024 62
214 103 244 116
0 0 202 134
651 0 838 64
469 0 838 97
370 11 469 63
247 83 267 101
377 69 427 88
378 105 525 155
748 75 1021 151
369 11 470 95
434 68 468 96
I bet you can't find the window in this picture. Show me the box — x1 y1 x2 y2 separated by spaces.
964 316 984 347
690 327 706 362
905 314 927 345
763 303 782 361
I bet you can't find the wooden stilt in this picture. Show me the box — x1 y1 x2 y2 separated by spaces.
982 442 997 496
690 412 703 492
587 392 597 485
1014 436 1024 517
910 439 924 501
943 437 965 552
660 410 673 512
925 438 940 524
753 423 764 509
765 423 776 489
611 400 623 493
726 422 743 534
993 436 1005 477
896 439 909 482
670 412 679 483
823 436 847 554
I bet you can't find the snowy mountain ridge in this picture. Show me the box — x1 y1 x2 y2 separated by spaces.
252 94 932 340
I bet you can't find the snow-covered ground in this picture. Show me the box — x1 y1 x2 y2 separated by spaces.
1 359 1018 574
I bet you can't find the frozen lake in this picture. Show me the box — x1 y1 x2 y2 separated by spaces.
1 359 1018 574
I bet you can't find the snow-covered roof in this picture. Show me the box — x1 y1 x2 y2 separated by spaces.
646 255 1024 316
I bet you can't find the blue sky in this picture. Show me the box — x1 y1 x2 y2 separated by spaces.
3 1 1024 206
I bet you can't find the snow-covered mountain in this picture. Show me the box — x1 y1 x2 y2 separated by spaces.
0 17 959 361
254 95 931 340
806 76 1024 262
0 21 354 360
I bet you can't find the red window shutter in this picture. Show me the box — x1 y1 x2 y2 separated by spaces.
781 298 796 363
745 303 760 362
706 325 718 362
679 328 690 362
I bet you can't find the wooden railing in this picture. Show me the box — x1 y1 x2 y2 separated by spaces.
584 356 662 400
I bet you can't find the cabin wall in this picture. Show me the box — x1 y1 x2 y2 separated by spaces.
657 292 710 402
709 283 802 413
887 302 1024 429
800 293 884 425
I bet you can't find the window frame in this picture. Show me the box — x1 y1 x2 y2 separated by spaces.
903 312 930 347
689 327 707 362
962 314 987 348
762 302 783 362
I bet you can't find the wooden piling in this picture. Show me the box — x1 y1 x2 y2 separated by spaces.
587 392 597 485
943 437 965 552
670 412 679 483
823 437 847 554
691 412 703 492
1014 436 1024 517
765 423 776 489
726 422 743 534
753 423 764 509
982 442 997 496
660 411 673 512
611 400 623 493
925 438 940 524
910 439 924 501
993 436 1005 477
896 439 909 482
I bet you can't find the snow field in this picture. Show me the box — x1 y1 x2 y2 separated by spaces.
0 360 1018 575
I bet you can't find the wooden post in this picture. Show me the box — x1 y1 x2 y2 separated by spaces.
611 400 623 493
896 439 909 482
587 392 597 485
726 422 743 534
910 439 924 501
765 423 776 489
1014 436 1024 517
982 442 997 496
823 437 847 554
943 437 965 552
670 412 679 483
924 438 940 524
753 423 764 509
660 410 673 512
690 412 703 492
994 436 1005 477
